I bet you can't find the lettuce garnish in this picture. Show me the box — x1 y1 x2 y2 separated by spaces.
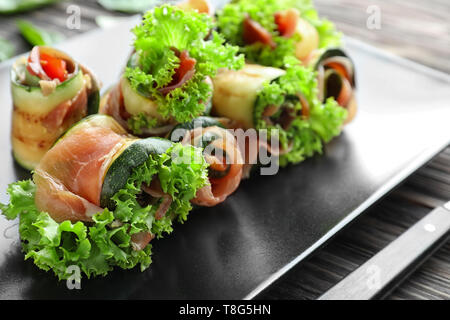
0 144 208 280
125 5 244 128
254 60 347 166
216 0 341 68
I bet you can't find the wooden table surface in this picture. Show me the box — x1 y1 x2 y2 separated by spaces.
0 0 449 300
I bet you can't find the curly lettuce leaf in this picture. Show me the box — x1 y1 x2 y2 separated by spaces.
127 113 158 135
0 144 208 280
125 5 244 125
254 62 346 166
216 0 341 68
112 143 208 238
310 97 347 143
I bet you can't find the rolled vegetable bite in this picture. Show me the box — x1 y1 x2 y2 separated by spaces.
212 63 347 166
11 46 100 170
315 48 357 124
0 115 208 279
101 5 243 136
216 0 341 68
170 117 243 206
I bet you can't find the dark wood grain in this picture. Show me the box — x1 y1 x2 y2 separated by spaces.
318 206 450 300
315 0 450 73
0 0 449 300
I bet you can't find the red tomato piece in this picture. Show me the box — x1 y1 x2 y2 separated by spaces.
242 15 276 49
274 9 300 38
26 46 68 82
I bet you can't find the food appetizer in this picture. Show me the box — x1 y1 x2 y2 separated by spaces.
216 0 341 67
216 0 358 124
0 1 358 281
211 62 347 167
315 48 357 124
11 46 100 170
0 115 208 279
170 117 243 206
101 5 244 136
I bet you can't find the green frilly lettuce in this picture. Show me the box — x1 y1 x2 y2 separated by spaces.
254 60 347 166
0 143 208 280
124 5 244 130
216 0 341 68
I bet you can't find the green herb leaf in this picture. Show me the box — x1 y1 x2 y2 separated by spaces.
0 0 61 14
16 20 64 46
97 0 162 13
0 37 15 62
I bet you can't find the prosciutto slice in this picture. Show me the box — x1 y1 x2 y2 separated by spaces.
182 126 243 207
34 124 128 222
316 54 357 124
42 86 88 131
142 178 173 220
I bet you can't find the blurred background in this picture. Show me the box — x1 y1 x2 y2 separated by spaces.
0 0 449 300
0 0 449 73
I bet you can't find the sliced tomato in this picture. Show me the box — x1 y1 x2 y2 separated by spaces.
159 50 196 95
242 15 276 49
274 9 299 38
324 61 352 84
26 46 68 82
40 52 68 82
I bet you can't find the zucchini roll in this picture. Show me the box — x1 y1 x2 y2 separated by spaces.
216 0 341 68
101 5 243 136
11 46 100 170
315 48 357 124
212 63 347 166
0 115 208 279
170 117 243 206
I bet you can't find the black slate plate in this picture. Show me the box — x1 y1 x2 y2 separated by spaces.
0 16 450 300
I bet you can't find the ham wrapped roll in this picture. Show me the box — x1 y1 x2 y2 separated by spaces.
100 5 243 136
11 46 100 170
0 114 208 279
212 63 347 167
216 0 342 68
170 117 243 206
315 48 357 124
